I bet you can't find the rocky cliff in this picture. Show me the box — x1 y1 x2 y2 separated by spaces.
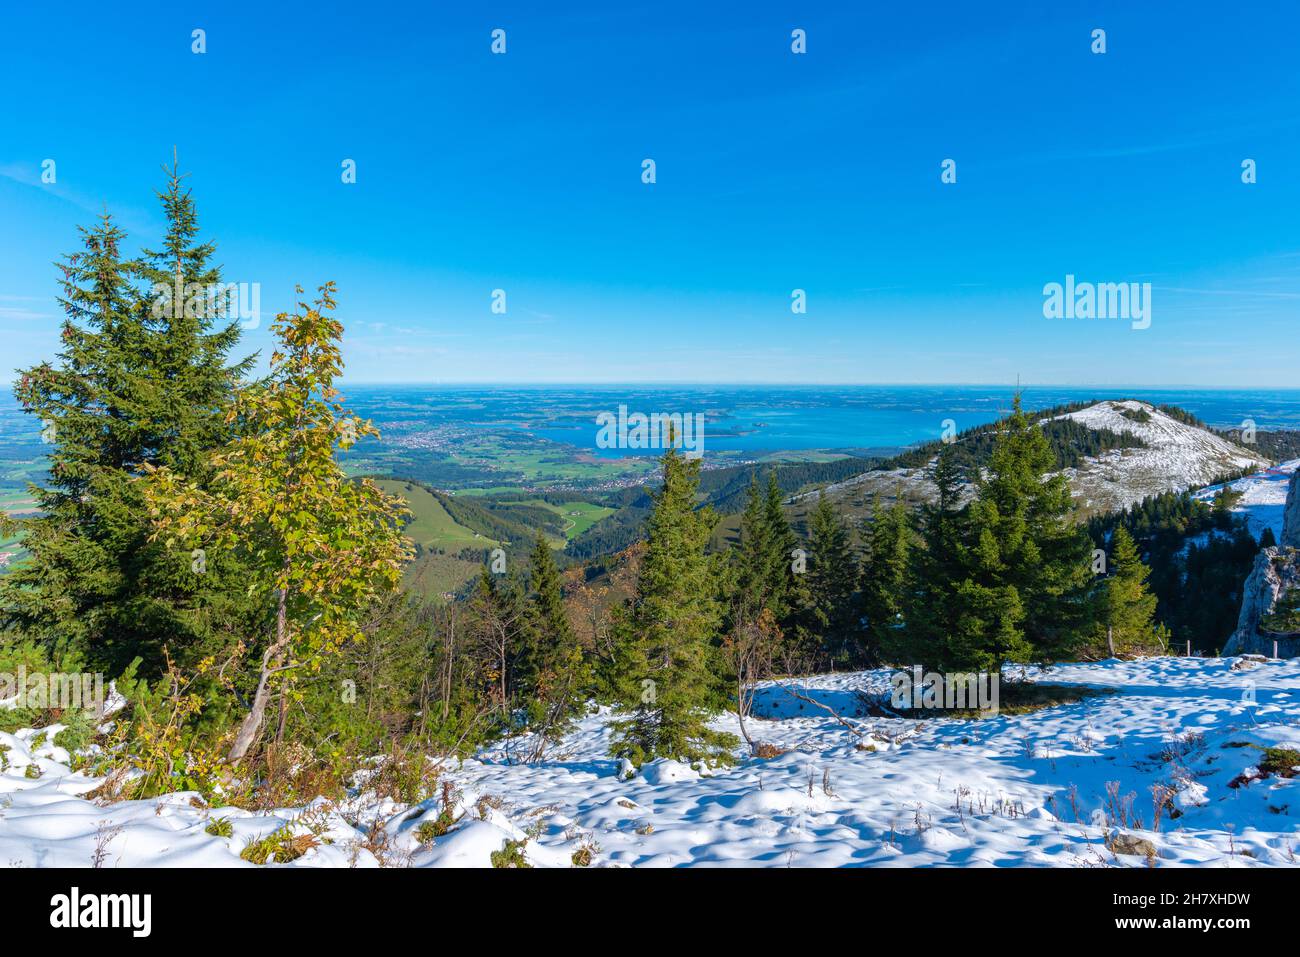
1284 468 1300 549
1224 470 1300 657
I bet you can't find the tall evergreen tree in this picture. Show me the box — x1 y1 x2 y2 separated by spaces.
945 496 1031 672
921 395 1094 672
979 395 1095 661
733 474 809 666
805 493 859 663
1262 587 1300 634
2 164 256 675
2 214 147 663
136 155 253 474
466 566 525 718
900 444 970 666
762 471 802 622
1097 526 1168 655
609 447 735 766
734 477 774 610
519 535 589 736
861 495 911 663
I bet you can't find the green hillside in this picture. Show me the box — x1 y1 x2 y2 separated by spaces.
376 479 495 550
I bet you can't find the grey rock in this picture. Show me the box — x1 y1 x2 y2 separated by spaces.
1223 547 1300 657
1106 831 1158 858
1284 471 1300 549
1230 654 1267 670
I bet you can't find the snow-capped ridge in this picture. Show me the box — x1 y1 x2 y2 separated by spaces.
1046 400 1266 513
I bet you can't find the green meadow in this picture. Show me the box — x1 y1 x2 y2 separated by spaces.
517 499 616 541
375 479 495 550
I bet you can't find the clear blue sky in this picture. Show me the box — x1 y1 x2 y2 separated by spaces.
2 1 1298 386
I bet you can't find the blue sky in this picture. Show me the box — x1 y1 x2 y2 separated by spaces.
2 1 1298 386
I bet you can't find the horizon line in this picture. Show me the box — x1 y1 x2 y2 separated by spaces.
3 378 1300 391
328 381 1300 391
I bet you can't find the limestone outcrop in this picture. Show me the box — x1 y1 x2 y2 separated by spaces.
1224 470 1300 657
1284 468 1300 549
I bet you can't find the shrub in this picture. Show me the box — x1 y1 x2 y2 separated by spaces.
490 839 532 868
414 779 462 845
475 793 504 820
110 654 231 802
53 711 98 753
414 820 441 845
240 826 319 865
205 817 234 838
1261 589 1300 635
1259 747 1300 778
240 743 345 812
367 740 437 807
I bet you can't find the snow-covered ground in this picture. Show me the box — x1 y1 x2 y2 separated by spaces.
3 656 1300 868
1191 458 1300 544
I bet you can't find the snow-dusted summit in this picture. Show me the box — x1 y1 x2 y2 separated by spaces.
1049 400 1267 513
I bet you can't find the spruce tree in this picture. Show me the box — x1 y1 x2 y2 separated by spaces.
609 447 735 766
466 566 525 719
732 472 805 627
805 493 858 663
900 444 970 666
136 155 252 474
904 397 1093 673
974 395 1095 663
920 444 967 579
734 477 774 610
2 164 255 676
861 495 911 663
1262 587 1300 634
733 474 807 667
763 471 814 662
2 214 147 663
1097 526 1168 654
519 535 589 736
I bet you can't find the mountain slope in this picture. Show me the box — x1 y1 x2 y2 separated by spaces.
1050 400 1267 513
793 399 1269 522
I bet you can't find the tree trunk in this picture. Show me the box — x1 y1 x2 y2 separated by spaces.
1106 625 1115 657
228 584 290 764
736 674 754 753
275 689 289 743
